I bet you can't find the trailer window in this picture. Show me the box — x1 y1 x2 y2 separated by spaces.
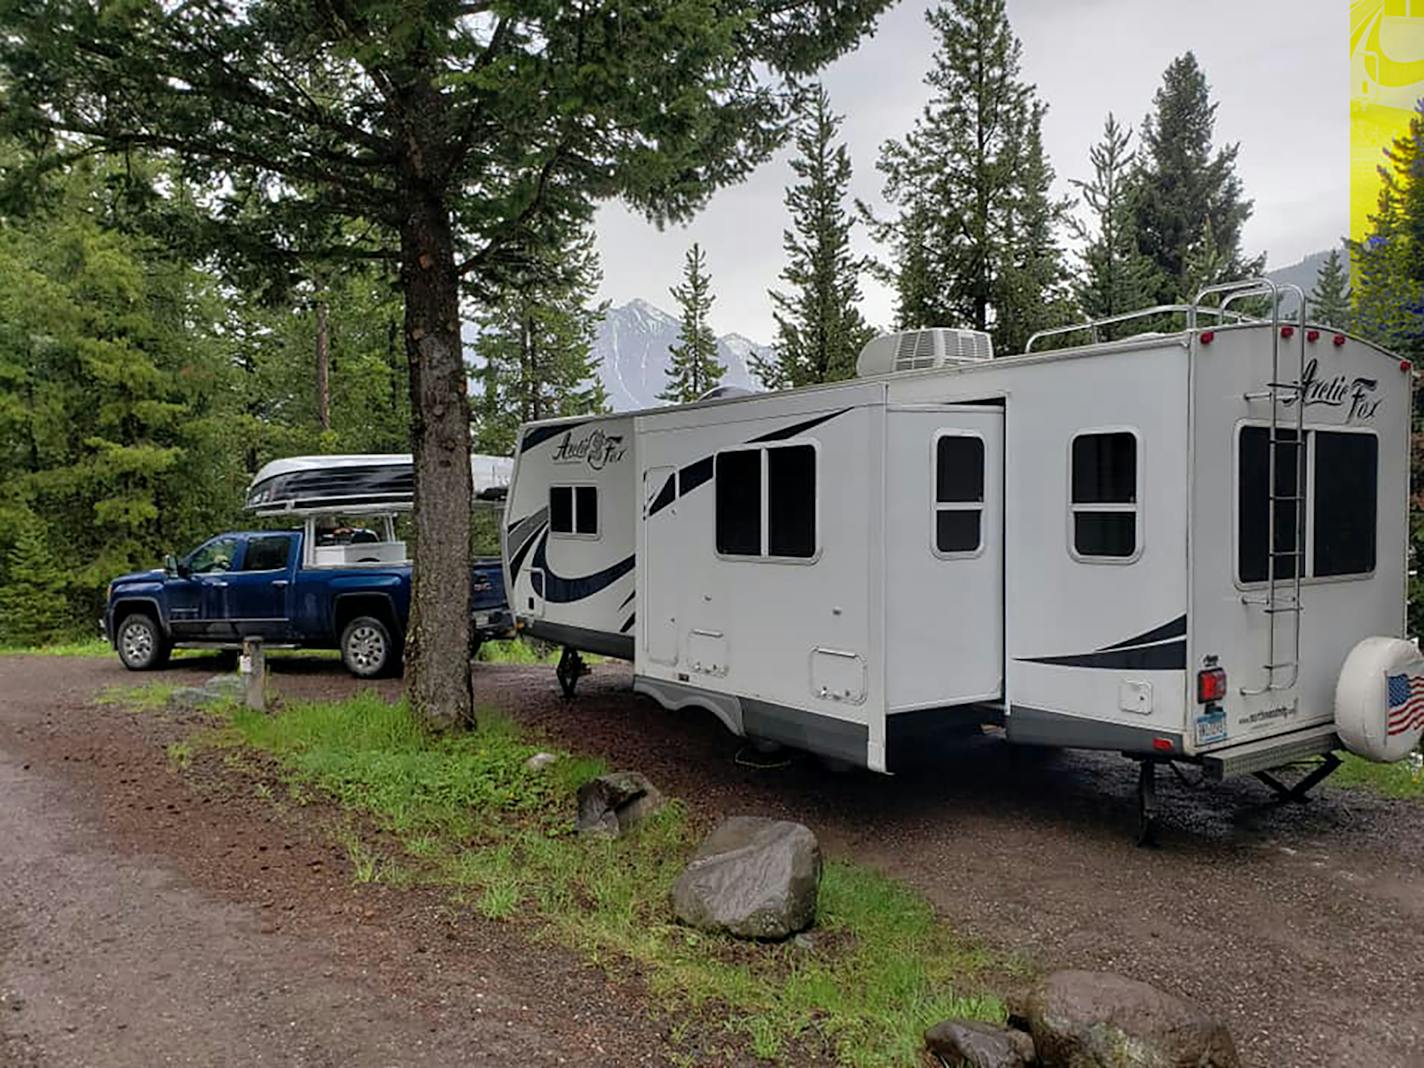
716 444 817 559
1238 427 1303 583
1070 432 1138 559
768 444 817 558
1313 432 1377 577
934 434 984 554
549 485 598 538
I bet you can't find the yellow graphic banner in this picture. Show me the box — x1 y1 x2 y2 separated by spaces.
1351 1 1424 246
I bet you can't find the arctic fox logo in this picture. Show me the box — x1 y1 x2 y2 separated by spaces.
1288 358 1381 421
552 429 626 469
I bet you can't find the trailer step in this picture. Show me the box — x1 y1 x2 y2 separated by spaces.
1199 723 1340 780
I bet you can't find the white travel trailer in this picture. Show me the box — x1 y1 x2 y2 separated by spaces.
503 281 1421 839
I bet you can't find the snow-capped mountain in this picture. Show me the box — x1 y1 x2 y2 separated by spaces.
593 298 769 410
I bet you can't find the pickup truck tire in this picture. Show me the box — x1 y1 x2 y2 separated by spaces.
340 615 397 679
115 611 171 671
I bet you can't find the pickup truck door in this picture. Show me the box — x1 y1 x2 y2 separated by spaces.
168 535 240 639
226 534 297 639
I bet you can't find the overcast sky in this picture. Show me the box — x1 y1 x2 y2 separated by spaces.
592 0 1348 341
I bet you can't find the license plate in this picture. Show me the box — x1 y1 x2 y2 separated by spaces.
1195 708 1227 746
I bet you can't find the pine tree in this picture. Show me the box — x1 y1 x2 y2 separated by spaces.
2 0 891 727
1134 52 1263 304
1352 103 1424 362
865 0 1070 353
754 86 875 389
1308 249 1352 329
0 511 70 647
473 228 609 455
660 244 725 403
1071 114 1155 332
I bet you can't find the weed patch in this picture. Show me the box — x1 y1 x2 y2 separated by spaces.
1334 752 1424 800
97 681 178 713
211 691 1002 1066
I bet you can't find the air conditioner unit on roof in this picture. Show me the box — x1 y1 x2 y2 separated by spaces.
855 328 994 377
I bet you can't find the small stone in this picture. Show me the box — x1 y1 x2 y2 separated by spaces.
575 771 663 838
925 1019 1033 1068
525 752 559 771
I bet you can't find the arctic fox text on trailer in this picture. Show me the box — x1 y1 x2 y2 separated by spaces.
503 280 1421 837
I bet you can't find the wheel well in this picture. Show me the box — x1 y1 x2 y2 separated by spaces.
112 600 162 638
333 595 400 641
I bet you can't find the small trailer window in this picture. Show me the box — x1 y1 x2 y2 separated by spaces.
1313 431 1377 577
715 443 817 560
1070 431 1138 560
934 434 984 554
549 485 598 538
1237 426 1377 582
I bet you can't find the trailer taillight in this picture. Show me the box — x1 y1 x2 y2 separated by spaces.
1333 333 1347 347
1401 360 1413 374
1280 325 1294 339
1200 330 1215 345
1197 667 1227 704
1306 329 1320 343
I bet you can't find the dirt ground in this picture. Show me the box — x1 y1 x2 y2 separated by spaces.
3 653 1424 1067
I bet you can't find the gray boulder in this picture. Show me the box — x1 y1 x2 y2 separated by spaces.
166 686 215 712
671 816 820 940
202 674 246 700
1011 970 1239 1068
575 771 663 837
925 1019 1035 1068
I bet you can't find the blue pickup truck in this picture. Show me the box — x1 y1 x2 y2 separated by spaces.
103 529 511 677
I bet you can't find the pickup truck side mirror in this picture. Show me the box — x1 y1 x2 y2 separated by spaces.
165 554 189 578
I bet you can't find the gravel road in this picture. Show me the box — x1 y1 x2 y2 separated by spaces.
3 652 1423 1067
0 655 682 1068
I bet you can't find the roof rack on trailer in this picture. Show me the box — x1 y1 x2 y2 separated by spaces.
1024 302 1265 354
245 453 512 515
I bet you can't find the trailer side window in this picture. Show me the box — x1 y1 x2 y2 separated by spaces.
934 434 984 554
549 485 598 538
1070 432 1137 560
1313 431 1377 577
716 443 817 560
715 449 762 555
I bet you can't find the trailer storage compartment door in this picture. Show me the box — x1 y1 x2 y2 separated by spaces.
884 406 1004 713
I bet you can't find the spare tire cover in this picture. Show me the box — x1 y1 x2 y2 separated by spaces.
1335 636 1424 763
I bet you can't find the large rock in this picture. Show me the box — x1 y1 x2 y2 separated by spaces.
671 816 820 940
1011 971 1239 1068
926 1019 1035 1068
575 771 663 837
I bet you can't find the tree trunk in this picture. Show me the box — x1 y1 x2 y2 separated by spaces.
399 192 474 731
315 294 331 432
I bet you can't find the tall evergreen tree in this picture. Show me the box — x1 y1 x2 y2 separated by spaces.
1351 103 1424 362
473 228 609 455
1071 114 1155 330
865 0 1070 353
660 244 725 403
1308 248 1352 329
0 510 68 647
2 0 892 728
1134 52 1263 303
753 86 875 389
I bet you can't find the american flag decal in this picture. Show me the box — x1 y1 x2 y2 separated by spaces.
1386 673 1424 737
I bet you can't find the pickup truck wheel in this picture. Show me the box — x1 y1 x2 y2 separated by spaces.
116 612 170 671
341 616 396 679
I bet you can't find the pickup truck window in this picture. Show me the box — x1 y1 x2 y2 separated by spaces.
241 536 292 572
188 537 238 574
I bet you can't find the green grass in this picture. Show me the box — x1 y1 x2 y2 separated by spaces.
96 680 179 713
1334 751 1424 800
0 637 112 657
476 637 560 664
211 691 1001 1066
